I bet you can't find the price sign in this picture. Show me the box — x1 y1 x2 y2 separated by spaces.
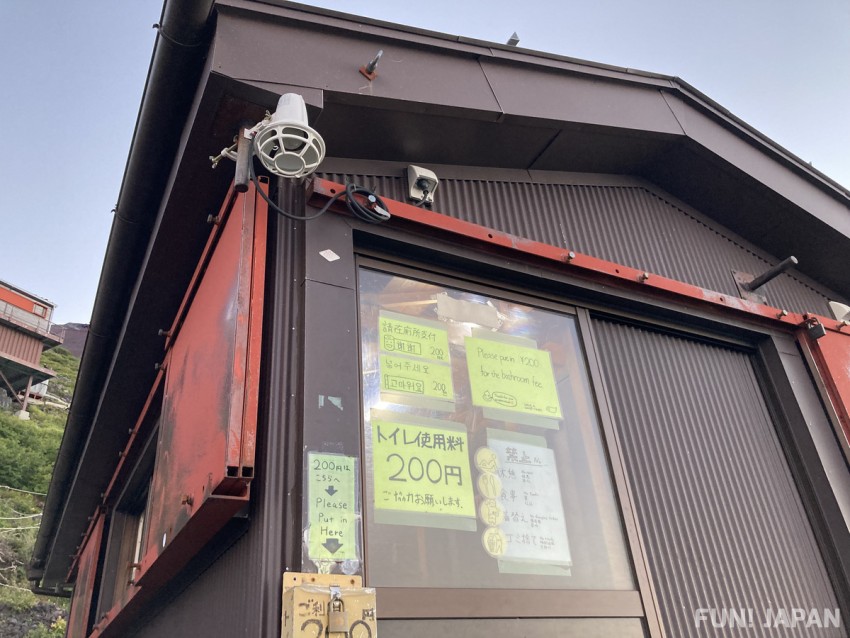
466 337 562 419
379 311 450 362
380 354 454 400
371 417 475 521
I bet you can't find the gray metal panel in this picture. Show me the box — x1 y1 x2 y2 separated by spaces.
321 171 837 315
591 319 844 638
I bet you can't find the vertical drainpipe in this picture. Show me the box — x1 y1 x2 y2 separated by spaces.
29 0 217 588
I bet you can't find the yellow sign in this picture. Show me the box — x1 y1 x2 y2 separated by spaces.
380 354 453 400
372 418 475 519
307 453 357 561
379 312 450 363
482 527 508 557
479 499 505 526
465 337 562 419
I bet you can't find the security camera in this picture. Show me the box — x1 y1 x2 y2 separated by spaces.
407 165 439 205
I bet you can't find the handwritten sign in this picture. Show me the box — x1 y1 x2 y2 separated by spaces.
371 416 475 524
486 430 572 568
380 354 454 401
307 453 358 561
379 311 450 363
465 337 562 419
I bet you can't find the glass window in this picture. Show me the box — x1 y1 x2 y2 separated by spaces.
358 268 634 590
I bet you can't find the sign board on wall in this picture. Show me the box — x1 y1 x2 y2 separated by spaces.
379 311 454 410
466 335 562 428
371 412 476 531
307 452 358 562
484 429 572 573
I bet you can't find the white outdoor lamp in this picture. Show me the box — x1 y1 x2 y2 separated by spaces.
212 93 326 182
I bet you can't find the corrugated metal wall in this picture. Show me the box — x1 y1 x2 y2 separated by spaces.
0 324 42 364
321 173 836 317
591 318 844 638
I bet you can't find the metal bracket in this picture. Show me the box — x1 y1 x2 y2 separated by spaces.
733 256 798 304
732 271 768 304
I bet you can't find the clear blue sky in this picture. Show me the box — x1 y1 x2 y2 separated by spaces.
1 0 848 324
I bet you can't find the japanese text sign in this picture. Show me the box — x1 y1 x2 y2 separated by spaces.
379 311 450 363
379 354 453 400
371 417 475 520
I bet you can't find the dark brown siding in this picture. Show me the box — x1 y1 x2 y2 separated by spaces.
591 318 844 638
0 324 42 364
322 172 838 316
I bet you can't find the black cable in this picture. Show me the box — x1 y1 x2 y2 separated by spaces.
248 155 390 223
413 189 430 208
342 183 390 223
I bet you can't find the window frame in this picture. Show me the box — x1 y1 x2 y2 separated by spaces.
348 256 659 624
94 420 158 621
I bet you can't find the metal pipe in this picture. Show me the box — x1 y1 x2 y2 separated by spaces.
234 129 253 193
743 256 798 291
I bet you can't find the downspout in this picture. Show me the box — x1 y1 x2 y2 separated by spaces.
29 0 217 587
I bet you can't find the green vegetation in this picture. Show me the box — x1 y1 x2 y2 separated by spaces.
0 409 64 495
0 346 77 637
39 346 79 405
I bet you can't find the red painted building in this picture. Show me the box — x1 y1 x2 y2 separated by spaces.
0 280 62 416
31 3 850 637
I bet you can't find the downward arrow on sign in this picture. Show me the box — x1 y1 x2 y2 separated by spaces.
325 486 338 496
323 538 343 554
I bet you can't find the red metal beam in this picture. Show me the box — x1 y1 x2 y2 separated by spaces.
798 329 850 458
308 177 848 335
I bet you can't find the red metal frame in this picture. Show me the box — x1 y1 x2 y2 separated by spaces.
66 513 105 638
309 177 850 333
798 329 850 458
308 176 850 454
73 179 269 638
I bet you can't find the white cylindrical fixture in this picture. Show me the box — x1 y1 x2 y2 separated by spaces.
254 93 326 178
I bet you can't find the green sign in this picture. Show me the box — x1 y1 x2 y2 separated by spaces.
372 417 475 520
380 354 454 401
379 311 450 362
465 337 562 419
307 452 357 561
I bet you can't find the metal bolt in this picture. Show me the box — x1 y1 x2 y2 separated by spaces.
564 251 576 263
638 272 650 282
778 309 789 318
839 320 849 330
154 362 162 371
181 494 194 506
157 328 172 337
207 214 221 225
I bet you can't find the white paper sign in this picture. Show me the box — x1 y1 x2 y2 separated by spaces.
487 431 572 567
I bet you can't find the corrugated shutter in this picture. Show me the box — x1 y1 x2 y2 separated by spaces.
591 318 843 637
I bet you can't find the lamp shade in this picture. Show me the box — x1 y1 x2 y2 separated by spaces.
254 93 325 178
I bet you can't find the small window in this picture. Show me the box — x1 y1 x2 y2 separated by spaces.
32 304 46 317
95 423 157 619
358 268 633 590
